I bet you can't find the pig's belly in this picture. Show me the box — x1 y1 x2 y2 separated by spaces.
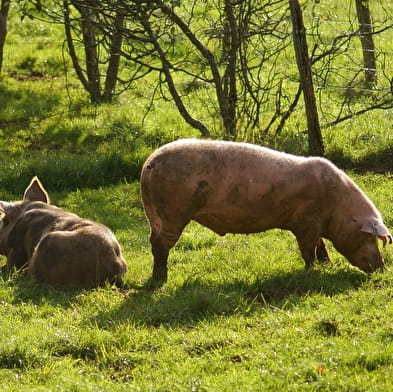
193 210 279 236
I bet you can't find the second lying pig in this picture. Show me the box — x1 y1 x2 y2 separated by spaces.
0 177 128 289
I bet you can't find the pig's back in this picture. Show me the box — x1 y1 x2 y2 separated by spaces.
143 139 306 184
141 139 329 234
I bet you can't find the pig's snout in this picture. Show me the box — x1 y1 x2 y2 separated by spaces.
349 250 385 273
357 257 385 273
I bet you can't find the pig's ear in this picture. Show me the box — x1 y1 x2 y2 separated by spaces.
360 218 392 246
23 177 50 204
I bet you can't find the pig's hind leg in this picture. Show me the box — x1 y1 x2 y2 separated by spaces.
27 232 75 287
150 221 188 283
1 248 28 273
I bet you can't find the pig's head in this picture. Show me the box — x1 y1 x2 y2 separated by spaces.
336 217 392 273
0 177 49 255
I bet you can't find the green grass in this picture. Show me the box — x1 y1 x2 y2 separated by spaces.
1 2 393 391
0 176 392 391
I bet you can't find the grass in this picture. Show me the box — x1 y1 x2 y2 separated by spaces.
0 176 392 391
0 2 393 391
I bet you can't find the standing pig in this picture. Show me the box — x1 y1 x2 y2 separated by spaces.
141 138 392 282
0 177 128 289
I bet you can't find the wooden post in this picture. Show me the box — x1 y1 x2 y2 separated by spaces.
289 0 324 156
355 0 377 88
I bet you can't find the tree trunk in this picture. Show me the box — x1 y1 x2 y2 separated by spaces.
355 0 377 88
70 0 101 103
222 0 238 139
289 0 324 156
79 3 101 103
64 0 90 91
0 0 10 74
102 12 124 103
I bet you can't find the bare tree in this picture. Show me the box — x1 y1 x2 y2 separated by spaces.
0 0 10 74
15 0 124 103
68 0 101 103
102 11 124 102
10 0 393 147
309 1 393 129
63 0 125 103
96 0 294 139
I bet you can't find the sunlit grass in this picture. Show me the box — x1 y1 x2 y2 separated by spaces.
3 173 392 390
0 1 393 390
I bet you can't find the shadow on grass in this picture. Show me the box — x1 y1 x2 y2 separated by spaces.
1 271 83 308
0 151 144 196
3 263 368 326
0 266 373 368
241 267 366 303
87 267 368 328
327 146 393 173
0 81 61 127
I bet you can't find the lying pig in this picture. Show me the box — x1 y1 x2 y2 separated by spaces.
141 138 392 282
0 177 128 289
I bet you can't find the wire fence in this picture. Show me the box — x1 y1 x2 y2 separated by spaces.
2 1 393 137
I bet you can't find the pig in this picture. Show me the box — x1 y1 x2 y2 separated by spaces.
0 177 128 289
140 138 392 282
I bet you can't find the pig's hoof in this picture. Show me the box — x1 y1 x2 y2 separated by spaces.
304 262 315 270
152 268 168 284
144 276 166 290
317 257 331 266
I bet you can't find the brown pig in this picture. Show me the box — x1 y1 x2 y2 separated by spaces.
0 177 128 289
140 139 392 282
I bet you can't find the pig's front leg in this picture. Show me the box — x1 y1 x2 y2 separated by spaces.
316 238 330 264
293 227 322 269
2 248 29 272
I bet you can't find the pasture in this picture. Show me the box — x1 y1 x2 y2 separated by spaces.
1 2 393 390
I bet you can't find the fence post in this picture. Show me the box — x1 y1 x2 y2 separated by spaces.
289 0 324 156
355 0 377 88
